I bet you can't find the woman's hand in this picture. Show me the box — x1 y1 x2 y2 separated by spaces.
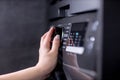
0 27 60 80
36 27 60 76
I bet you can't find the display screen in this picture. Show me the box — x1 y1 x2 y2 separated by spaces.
70 22 87 47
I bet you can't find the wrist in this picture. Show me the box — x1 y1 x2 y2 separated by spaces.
33 66 47 80
35 63 50 78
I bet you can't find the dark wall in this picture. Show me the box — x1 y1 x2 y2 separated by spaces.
0 0 47 74
102 0 120 80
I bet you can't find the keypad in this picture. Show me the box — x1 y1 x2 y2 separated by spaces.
57 22 87 49
69 31 83 47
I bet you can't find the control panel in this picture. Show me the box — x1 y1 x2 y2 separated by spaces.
55 20 98 80
58 22 88 55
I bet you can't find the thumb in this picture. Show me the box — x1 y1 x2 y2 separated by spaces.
51 35 60 53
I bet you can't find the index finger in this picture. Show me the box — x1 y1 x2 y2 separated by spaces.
43 27 55 49
44 27 54 42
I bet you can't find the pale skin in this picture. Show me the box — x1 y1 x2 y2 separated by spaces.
0 27 60 80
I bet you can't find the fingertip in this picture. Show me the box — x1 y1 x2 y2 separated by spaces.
50 26 55 30
54 35 60 40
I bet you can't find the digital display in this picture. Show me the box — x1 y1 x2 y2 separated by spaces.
69 22 88 47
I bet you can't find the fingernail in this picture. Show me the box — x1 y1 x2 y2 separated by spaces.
50 25 54 28
55 35 60 40
50 26 54 30
50 27 53 29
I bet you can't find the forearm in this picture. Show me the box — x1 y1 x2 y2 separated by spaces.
0 65 47 80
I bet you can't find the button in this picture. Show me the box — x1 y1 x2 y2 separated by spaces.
66 27 70 29
75 36 79 38
63 38 67 41
66 46 84 55
90 36 95 42
76 32 79 36
63 34 68 37
63 42 67 45
65 31 69 33
62 46 66 49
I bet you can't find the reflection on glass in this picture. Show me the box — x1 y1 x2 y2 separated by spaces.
62 22 96 80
